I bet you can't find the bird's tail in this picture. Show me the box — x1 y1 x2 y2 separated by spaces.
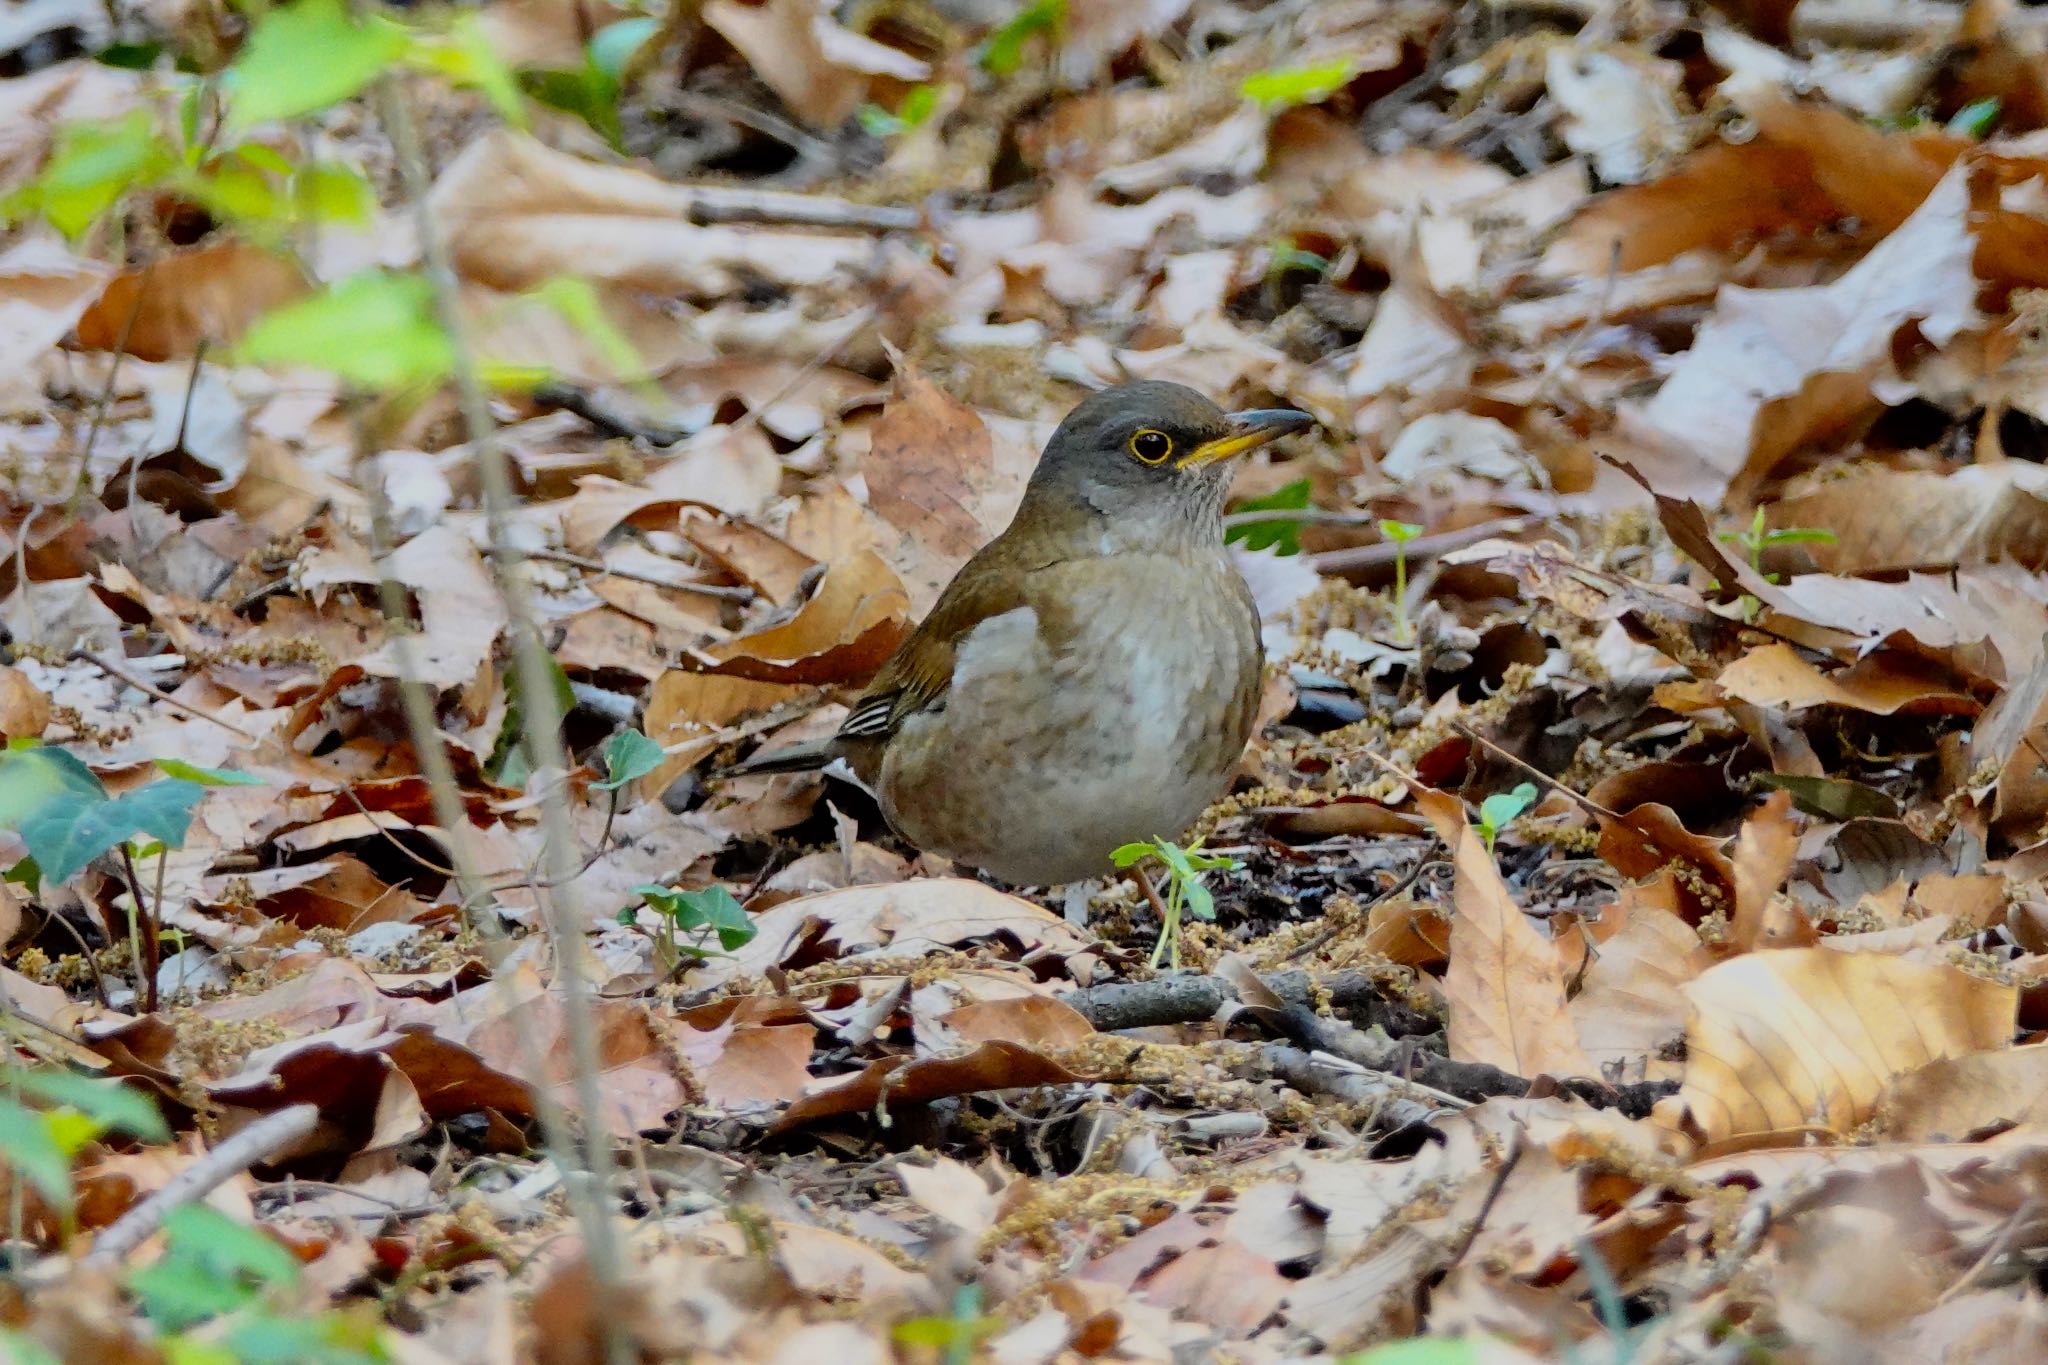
718 738 838 778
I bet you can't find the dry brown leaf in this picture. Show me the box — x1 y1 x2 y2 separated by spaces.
0 663 51 740
861 352 1034 615
1715 643 1977 717
1571 884 1709 1082
1656 948 2017 1153
1727 789 1810 953
0 239 107 393
429 131 883 296
665 1014 814 1110
1876 1044 2048 1141
941 995 1095 1049
465 996 688 1138
1416 788 1594 1079
638 670 815 798
702 0 927 127
678 514 817 605
692 549 909 685
1594 802 1738 924
688 878 1098 991
354 525 507 691
775 1040 1084 1128
75 241 306 361
1769 464 2048 573
1631 164 1977 499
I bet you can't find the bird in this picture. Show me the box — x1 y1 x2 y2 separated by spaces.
726 379 1314 886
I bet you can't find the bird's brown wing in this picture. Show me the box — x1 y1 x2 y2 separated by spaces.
836 548 1036 744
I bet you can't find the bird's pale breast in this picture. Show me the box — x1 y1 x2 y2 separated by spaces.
877 551 1260 885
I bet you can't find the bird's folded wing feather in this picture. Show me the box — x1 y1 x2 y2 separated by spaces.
837 553 1037 741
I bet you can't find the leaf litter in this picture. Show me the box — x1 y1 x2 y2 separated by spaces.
10 0 2048 1361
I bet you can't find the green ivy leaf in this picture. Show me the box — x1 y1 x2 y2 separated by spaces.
154 759 266 787
0 743 107 832
1477 782 1540 840
18 778 204 884
1225 478 1312 555
596 729 664 791
224 0 413 132
238 271 453 390
17 1070 170 1141
632 884 755 953
131 1204 301 1331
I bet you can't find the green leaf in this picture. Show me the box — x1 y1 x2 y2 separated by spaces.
1477 782 1540 838
225 1310 386 1365
224 0 413 132
589 16 660 81
1225 478 1312 555
0 1098 77 1212
636 885 754 952
131 1256 261 1331
17 1070 170 1141
596 730 664 791
409 14 528 128
1241 58 1357 109
1377 518 1423 543
238 271 453 390
978 0 1064 75
18 779 204 884
0 743 107 831
154 759 266 787
9 110 173 238
487 651 578 788
292 162 377 226
1109 841 1157 868
1758 527 1839 548
1949 97 2002 140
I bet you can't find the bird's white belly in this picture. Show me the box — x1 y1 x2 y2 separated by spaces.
879 556 1258 885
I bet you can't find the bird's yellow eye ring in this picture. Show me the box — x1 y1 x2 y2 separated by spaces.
1129 429 1174 464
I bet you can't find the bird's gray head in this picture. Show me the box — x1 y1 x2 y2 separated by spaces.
1021 380 1313 544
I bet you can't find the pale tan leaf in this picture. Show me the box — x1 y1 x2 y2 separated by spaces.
1416 788 1595 1078
1571 896 1709 1081
1715 643 1977 717
1657 949 2016 1153
1768 464 2048 573
1727 789 1810 953
690 549 910 684
1876 1044 2048 1141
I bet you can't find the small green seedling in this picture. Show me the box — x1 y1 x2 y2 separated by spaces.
1949 97 2001 139
977 0 1064 75
625 884 758 975
892 1284 1001 1365
1241 58 1358 110
1111 837 1240 971
1717 507 1836 620
1377 519 1424 644
859 84 940 139
1476 782 1540 852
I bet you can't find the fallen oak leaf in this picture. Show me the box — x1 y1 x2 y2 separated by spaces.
688 549 909 685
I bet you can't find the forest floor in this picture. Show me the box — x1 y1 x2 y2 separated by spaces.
6 0 2048 1361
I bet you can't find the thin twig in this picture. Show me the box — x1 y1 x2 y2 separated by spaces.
510 546 755 600
376 77 629 1363
70 651 261 744
1306 516 1542 577
76 1103 321 1272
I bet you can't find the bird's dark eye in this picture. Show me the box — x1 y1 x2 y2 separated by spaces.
1129 429 1174 464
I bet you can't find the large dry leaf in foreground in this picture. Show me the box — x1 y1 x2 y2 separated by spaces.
76 241 305 361
1416 789 1593 1079
1715 643 1976 718
1571 889 1708 1081
1658 948 2016 1153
